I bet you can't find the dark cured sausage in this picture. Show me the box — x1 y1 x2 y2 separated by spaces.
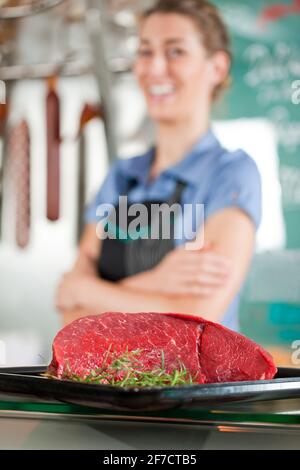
46 76 60 221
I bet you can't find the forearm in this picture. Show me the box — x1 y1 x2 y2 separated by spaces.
61 293 225 327
73 223 101 275
77 277 227 322
120 270 156 292
73 250 98 275
60 280 174 326
60 252 240 325
119 267 229 322
79 278 175 314
61 307 90 326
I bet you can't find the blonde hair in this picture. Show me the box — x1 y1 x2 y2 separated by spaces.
141 0 232 100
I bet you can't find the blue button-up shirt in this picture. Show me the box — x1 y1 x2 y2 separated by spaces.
85 130 262 331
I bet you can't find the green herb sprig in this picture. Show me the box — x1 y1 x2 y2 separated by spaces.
45 348 197 388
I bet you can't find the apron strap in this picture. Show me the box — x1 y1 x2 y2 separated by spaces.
167 180 186 205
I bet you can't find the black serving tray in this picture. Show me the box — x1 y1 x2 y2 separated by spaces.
0 366 299 412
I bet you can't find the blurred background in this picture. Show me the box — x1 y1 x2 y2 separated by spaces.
0 0 299 367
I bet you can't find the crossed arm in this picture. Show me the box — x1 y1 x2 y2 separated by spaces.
56 207 255 326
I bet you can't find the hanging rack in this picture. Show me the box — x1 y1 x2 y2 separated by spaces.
0 59 92 80
0 0 125 163
0 0 65 19
0 50 133 81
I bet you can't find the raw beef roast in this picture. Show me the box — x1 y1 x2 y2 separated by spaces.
49 312 277 384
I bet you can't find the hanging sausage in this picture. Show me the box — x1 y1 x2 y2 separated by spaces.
7 119 31 248
76 103 103 242
0 101 8 242
15 120 31 248
46 76 60 222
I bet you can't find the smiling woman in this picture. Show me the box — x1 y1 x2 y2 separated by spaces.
135 0 231 111
56 0 261 332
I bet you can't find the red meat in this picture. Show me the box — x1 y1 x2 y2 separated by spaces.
49 312 277 384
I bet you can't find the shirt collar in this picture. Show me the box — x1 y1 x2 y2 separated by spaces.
119 147 154 186
164 129 223 185
120 129 222 186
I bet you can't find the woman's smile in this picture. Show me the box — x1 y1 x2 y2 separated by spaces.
148 83 176 98
147 83 177 103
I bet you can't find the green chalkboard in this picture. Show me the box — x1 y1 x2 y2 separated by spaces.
212 0 300 248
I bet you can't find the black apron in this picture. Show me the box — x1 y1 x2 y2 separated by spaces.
98 180 186 282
